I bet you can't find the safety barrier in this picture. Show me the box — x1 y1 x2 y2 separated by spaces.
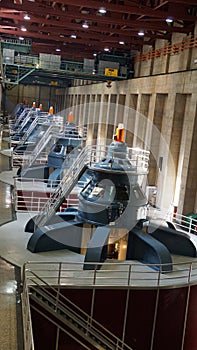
135 36 197 62
22 258 197 350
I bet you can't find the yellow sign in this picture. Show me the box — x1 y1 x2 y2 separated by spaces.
50 81 58 86
105 68 118 76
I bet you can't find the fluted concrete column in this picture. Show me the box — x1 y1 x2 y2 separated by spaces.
156 93 176 210
133 94 142 147
177 93 197 214
96 94 108 147
144 93 156 149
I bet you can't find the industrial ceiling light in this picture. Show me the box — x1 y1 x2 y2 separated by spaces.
70 34 77 39
98 7 107 14
19 36 24 40
104 47 110 52
56 48 61 52
82 21 89 28
166 17 173 23
21 26 27 31
138 30 144 36
24 14 30 20
119 41 125 45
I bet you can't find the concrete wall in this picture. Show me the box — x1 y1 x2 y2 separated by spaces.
65 70 197 215
2 84 66 115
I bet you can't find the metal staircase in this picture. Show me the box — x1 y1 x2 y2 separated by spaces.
28 272 133 350
21 125 61 169
11 107 31 130
14 109 36 132
34 144 94 228
33 144 150 229
19 115 48 143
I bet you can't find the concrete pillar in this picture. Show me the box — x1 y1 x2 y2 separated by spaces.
133 94 142 147
179 93 197 214
156 93 176 210
144 93 156 149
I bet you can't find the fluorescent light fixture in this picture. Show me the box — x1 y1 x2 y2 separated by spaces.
82 22 89 28
98 7 107 14
138 30 144 36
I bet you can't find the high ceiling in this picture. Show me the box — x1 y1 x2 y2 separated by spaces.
0 0 196 61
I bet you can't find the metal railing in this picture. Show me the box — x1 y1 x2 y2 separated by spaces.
11 124 61 168
148 206 197 235
18 114 52 143
10 108 31 130
22 258 197 350
32 144 149 228
27 271 133 350
14 178 79 212
15 109 37 132
12 122 85 169
20 125 60 169
135 36 197 62
23 260 197 289
22 277 35 350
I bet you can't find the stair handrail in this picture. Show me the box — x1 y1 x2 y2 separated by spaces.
19 115 41 143
12 124 54 167
21 125 61 169
19 114 51 144
34 144 96 227
26 269 133 350
34 144 150 228
11 107 31 129
16 109 37 131
23 123 88 166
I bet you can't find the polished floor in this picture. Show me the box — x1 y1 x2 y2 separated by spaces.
0 125 22 350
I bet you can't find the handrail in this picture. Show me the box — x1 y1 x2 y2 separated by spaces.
17 109 37 131
19 114 50 143
33 144 149 228
21 125 60 169
22 276 35 350
13 122 85 169
22 258 197 349
148 206 197 235
34 145 91 227
134 36 197 62
18 115 42 143
26 269 133 350
23 258 197 289
12 108 31 129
